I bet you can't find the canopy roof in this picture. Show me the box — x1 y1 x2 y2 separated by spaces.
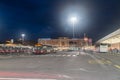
97 28 120 44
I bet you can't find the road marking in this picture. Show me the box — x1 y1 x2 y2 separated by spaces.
67 55 71 57
0 78 56 80
114 65 120 69
58 74 71 79
33 54 79 57
69 68 96 72
72 55 77 57
88 59 112 65
106 60 112 64
63 55 66 56
88 53 108 68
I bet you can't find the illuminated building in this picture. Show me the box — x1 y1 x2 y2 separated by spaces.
97 28 120 50
38 37 92 49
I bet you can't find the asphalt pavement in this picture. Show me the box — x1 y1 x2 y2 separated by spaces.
0 51 120 80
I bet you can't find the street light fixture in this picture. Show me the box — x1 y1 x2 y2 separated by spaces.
70 16 77 38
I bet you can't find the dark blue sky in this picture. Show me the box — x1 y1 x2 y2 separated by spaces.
0 0 120 42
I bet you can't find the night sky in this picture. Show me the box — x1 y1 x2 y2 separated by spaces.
0 0 120 42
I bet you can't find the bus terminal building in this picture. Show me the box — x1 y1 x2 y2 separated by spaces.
97 28 120 50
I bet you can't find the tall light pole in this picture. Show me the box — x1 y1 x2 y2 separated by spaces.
70 17 77 38
69 16 78 51
21 34 25 44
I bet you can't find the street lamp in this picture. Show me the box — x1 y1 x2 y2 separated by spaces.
70 16 77 38
21 34 25 44
69 16 78 51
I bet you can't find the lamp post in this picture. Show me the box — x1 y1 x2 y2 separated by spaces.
70 17 77 38
21 34 25 44
70 16 78 51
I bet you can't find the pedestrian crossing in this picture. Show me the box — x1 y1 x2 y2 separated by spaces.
40 54 79 57
23 52 80 57
17 51 90 57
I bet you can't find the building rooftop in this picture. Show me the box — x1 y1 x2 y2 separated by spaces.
97 28 120 44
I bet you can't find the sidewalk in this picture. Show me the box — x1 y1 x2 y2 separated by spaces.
94 53 120 65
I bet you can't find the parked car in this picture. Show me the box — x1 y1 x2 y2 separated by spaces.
33 47 47 55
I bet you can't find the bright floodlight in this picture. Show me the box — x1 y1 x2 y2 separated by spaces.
70 17 77 23
69 16 78 38
21 34 25 37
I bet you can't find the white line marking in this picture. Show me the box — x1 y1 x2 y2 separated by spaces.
58 75 71 79
63 55 66 56
0 78 56 80
72 55 77 57
67 55 71 57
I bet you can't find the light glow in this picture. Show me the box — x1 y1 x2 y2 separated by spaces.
21 34 25 37
70 17 77 23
